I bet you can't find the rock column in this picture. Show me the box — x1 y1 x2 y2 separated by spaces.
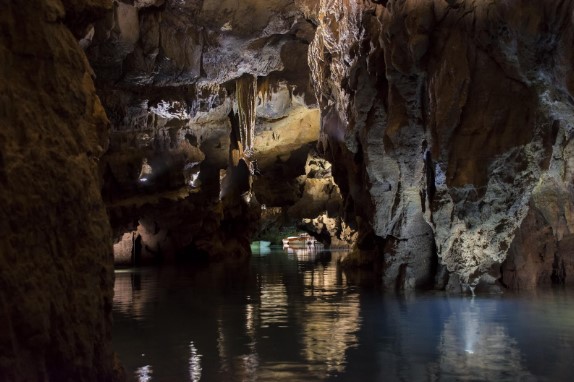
0 0 120 380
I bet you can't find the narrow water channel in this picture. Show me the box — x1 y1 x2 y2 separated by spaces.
114 249 574 381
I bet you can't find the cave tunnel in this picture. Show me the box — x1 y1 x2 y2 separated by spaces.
2 1 574 381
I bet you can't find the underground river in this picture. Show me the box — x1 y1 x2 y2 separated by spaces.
114 249 574 381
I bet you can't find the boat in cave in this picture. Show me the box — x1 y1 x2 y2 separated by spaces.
283 233 318 248
4 1 574 381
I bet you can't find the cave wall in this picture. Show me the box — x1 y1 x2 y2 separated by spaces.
0 0 120 380
252 145 356 248
309 0 574 290
42 0 574 290
86 0 331 262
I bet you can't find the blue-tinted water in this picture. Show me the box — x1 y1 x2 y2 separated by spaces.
113 249 574 381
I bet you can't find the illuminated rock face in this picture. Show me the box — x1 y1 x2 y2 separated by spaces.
88 0 326 261
0 0 120 380
309 0 574 289
253 147 355 248
86 0 573 287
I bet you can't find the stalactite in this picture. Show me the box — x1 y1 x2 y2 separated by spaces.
228 110 242 167
257 76 273 105
236 74 257 153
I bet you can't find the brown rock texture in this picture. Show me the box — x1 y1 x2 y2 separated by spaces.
309 0 574 289
85 0 330 261
253 148 355 247
0 0 120 381
48 0 574 290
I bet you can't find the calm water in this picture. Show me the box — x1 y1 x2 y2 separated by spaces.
113 249 574 381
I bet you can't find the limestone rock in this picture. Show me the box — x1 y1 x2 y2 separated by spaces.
309 0 574 289
0 0 118 380
253 148 354 248
84 0 324 262
87 0 315 87
108 189 254 264
82 0 574 290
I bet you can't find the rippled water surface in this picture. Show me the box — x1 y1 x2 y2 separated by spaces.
114 249 574 381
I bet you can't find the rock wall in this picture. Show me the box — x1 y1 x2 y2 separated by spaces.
253 147 356 248
0 0 120 380
85 0 331 262
309 0 574 290
62 0 574 289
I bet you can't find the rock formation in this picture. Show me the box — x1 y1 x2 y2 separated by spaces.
0 0 121 380
85 0 343 263
83 0 574 289
253 147 356 248
308 0 574 290
5 0 574 380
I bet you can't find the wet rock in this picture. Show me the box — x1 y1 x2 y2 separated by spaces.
253 148 355 248
109 189 256 264
309 0 574 289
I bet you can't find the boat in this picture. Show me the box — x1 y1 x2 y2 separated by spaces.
285 233 317 248
250 240 271 250
250 241 271 256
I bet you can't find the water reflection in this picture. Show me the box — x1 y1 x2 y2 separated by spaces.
135 365 152 382
286 246 323 262
189 341 202 382
113 269 156 320
434 298 533 381
260 278 288 326
216 319 228 374
113 252 574 381
300 254 360 378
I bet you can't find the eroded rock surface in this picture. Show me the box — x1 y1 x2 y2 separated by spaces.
309 0 574 289
0 0 120 380
253 148 355 247
87 0 329 262
79 0 574 289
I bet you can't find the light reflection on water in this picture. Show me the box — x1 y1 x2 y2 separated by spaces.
189 341 202 382
434 298 533 381
135 365 152 382
113 249 574 381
